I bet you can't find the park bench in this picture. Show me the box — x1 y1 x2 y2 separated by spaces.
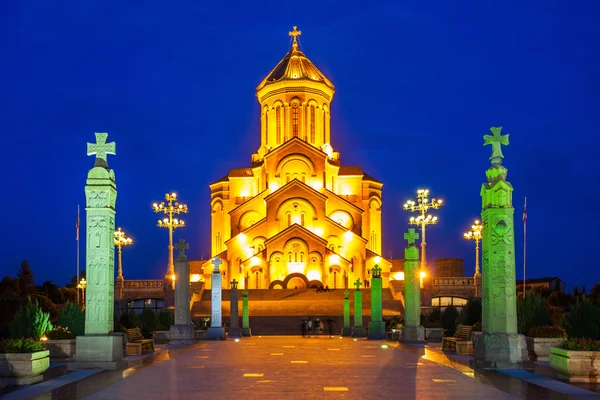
125 328 155 356
442 324 473 354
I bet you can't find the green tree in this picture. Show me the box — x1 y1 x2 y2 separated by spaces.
17 261 35 295
517 291 551 335
562 295 600 340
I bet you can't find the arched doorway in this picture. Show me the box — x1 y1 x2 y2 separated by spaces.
287 276 306 289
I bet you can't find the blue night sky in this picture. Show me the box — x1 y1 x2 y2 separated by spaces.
1 1 599 289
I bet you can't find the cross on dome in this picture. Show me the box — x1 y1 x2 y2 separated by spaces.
354 278 362 290
289 25 301 45
372 265 382 277
211 256 223 272
175 238 189 259
483 126 509 165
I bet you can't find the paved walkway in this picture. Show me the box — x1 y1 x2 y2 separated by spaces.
13 337 599 399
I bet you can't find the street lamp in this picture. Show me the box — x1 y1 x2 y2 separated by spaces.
77 278 87 309
114 227 133 280
403 189 443 276
153 193 188 280
463 219 483 277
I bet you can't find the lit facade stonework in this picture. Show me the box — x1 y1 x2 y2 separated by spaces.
203 30 388 290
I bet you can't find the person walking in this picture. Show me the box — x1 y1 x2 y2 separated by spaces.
307 318 312 338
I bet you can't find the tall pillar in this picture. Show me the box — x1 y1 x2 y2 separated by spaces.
401 228 425 342
368 265 386 339
170 239 195 345
228 279 242 338
71 132 125 371
351 279 367 337
342 290 351 336
474 127 530 369
242 289 251 336
207 257 226 340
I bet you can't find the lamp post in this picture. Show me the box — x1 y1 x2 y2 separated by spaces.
153 193 188 281
463 219 483 277
77 278 87 309
114 227 133 280
403 189 443 276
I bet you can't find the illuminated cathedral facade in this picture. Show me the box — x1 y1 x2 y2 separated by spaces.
199 28 390 290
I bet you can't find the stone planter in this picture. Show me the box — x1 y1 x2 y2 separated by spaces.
549 347 600 383
153 331 170 344
424 328 443 342
526 337 563 362
0 350 50 385
471 331 482 342
196 330 208 340
44 339 76 359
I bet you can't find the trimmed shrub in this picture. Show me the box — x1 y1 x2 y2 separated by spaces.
158 309 173 327
527 325 567 338
120 311 141 329
562 295 600 340
55 303 85 336
472 321 482 332
425 309 441 323
517 292 551 335
441 306 459 331
0 338 45 353
139 309 159 338
9 298 53 341
45 326 76 340
423 321 442 329
559 338 600 351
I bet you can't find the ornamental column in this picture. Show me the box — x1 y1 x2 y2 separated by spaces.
71 132 125 371
474 126 530 369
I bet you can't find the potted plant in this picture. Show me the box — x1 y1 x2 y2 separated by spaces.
43 326 76 359
0 338 50 385
423 321 443 341
526 325 567 361
549 338 600 383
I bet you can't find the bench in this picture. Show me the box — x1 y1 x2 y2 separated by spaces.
442 324 473 353
125 328 155 355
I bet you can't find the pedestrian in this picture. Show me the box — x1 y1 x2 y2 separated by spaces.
301 318 307 338
327 317 334 336
307 318 312 337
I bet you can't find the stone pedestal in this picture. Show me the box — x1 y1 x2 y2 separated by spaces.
474 333 532 369
169 324 195 345
69 334 126 370
342 327 352 336
242 328 252 337
352 326 367 337
368 321 386 340
228 284 242 338
207 327 226 340
342 290 351 336
242 289 251 337
401 325 425 343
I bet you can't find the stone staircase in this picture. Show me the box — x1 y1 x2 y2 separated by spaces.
190 288 404 335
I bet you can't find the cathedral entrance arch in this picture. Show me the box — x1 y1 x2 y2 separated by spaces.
282 273 310 289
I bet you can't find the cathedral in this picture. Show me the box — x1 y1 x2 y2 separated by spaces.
193 28 391 290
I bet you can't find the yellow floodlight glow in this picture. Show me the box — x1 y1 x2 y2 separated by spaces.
171 274 176 281
313 227 324 237
269 182 279 192
393 272 405 281
306 269 321 281
330 254 340 264
420 271 427 279
238 233 247 242
312 180 323 191
251 256 260 266
245 247 254 258
190 274 201 282
344 230 353 241
374 256 381 264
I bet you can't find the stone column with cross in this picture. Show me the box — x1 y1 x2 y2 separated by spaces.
474 127 530 369
242 289 251 336
342 289 351 336
368 265 386 339
71 132 126 371
207 256 226 340
169 239 195 345
228 279 242 338
351 279 367 337
401 228 425 343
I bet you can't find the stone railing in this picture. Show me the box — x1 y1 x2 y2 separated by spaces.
432 277 475 286
124 280 164 289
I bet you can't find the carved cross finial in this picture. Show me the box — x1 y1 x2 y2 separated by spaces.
354 278 362 290
211 256 223 273
289 26 302 46
404 228 419 245
372 265 382 278
483 126 509 165
344 289 349 298
243 288 248 296
231 279 238 289
175 238 189 260
87 132 116 168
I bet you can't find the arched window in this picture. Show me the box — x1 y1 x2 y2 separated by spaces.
288 253 292 262
276 106 282 144
287 213 292 227
292 102 299 137
300 213 305 226
323 111 326 141
300 252 304 262
256 272 259 289
333 271 337 288
310 105 315 143
265 112 268 142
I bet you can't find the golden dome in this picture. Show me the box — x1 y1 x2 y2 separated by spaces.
256 26 334 92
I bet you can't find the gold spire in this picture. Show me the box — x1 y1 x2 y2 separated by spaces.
289 26 301 48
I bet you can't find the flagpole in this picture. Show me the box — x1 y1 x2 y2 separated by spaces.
77 205 80 306
523 197 527 299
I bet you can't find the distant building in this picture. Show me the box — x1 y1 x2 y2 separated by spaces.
435 258 464 277
518 277 566 293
